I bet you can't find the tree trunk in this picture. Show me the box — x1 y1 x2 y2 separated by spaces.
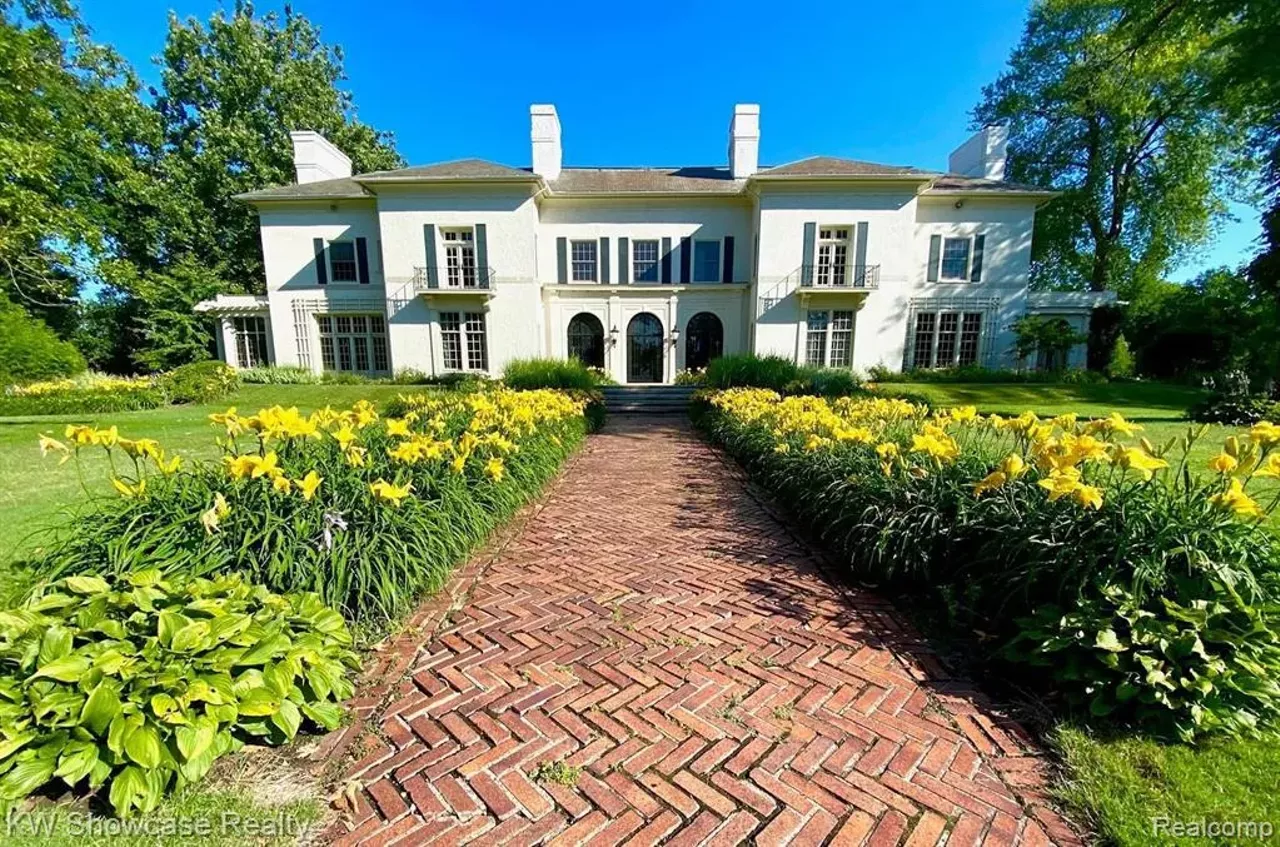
1089 240 1110 292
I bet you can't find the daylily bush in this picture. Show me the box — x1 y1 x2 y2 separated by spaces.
0 572 357 817
35 388 588 628
698 388 1280 740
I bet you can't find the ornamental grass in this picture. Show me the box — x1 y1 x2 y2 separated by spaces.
698 387 1280 740
32 388 588 631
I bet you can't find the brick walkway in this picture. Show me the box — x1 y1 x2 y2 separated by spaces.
328 417 1079 846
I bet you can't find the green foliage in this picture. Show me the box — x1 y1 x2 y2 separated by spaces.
1107 334 1136 380
976 0 1247 293
0 388 166 418
530 760 581 787
1188 369 1277 424
157 361 239 405
238 366 320 385
35 392 589 630
699 393 1280 740
0 299 87 387
1012 315 1088 367
0 571 357 817
882 364 1106 385
673 369 707 387
502 358 604 391
704 354 863 396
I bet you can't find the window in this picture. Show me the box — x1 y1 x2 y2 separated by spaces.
570 240 598 282
940 237 971 281
440 311 489 371
232 316 269 368
693 240 720 283
816 227 851 287
317 314 389 373
442 228 477 288
805 309 855 368
633 240 660 283
328 241 358 283
911 310 985 368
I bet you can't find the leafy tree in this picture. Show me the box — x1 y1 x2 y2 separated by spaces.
1011 315 1088 369
975 0 1249 294
1106 333 1135 379
146 2 403 291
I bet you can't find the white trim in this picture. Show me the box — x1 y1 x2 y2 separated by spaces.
569 239 600 283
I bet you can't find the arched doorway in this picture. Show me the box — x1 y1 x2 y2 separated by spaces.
685 312 724 371
626 313 664 383
567 313 605 368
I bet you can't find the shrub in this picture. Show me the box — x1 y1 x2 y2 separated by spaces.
0 301 86 387
704 354 799 392
390 368 432 385
887 365 1106 384
697 389 1280 740
502 358 601 391
0 571 357 816
238 366 320 385
674 369 707 387
1189 370 1274 425
0 374 167 416
157 361 239 405
1107 334 1136 380
791 366 863 397
33 390 589 630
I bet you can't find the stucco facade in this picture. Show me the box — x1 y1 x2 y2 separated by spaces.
197 107 1114 383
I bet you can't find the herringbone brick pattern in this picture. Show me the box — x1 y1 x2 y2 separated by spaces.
327 417 1079 846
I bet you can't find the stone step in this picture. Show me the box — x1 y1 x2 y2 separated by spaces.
601 385 696 414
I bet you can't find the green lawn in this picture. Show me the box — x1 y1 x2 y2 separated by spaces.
879 381 1279 846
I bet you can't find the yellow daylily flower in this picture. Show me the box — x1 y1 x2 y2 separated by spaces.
1038 467 1082 502
450 454 467 474
973 470 1007 497
38 434 68 457
295 471 323 501
484 457 505 482
1249 421 1280 448
1114 446 1168 481
200 493 232 535
345 446 368 467
998 453 1028 479
118 438 161 460
112 478 145 499
155 453 182 475
271 475 293 494
1208 452 1239 474
369 479 412 505
64 424 97 446
385 418 412 437
1209 477 1263 519
1072 484 1103 510
1253 454 1280 479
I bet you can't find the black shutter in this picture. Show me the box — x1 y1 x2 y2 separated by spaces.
313 238 328 285
679 236 692 283
475 223 489 286
661 237 672 284
600 237 611 284
854 222 868 284
556 237 568 284
355 237 370 285
970 234 985 282
801 223 816 285
618 237 629 284
927 234 942 282
722 236 735 283
423 225 438 288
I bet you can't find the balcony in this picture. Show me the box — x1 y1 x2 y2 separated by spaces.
412 266 497 294
798 264 880 291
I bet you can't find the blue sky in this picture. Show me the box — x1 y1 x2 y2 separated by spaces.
83 0 1262 282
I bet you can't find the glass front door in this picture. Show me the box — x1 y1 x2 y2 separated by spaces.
626 313 664 383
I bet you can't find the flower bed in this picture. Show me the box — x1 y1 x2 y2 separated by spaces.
33 388 589 629
1 363 239 416
697 388 1280 740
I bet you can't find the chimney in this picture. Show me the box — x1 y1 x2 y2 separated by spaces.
947 125 1008 181
728 104 760 179
290 130 352 184
531 104 562 180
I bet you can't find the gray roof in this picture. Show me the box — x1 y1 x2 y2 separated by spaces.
757 156 932 178
357 158 537 182
924 175 1055 195
547 167 746 195
234 176 371 201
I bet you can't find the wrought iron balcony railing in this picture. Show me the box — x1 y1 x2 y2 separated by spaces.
798 264 880 290
411 266 497 291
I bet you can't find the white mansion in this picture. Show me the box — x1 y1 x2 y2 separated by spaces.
197 104 1112 383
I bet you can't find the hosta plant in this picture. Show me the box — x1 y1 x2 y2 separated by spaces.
0 571 358 817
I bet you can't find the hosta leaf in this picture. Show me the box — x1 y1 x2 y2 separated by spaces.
53 740 99 784
28 593 78 613
1094 629 1126 653
177 746 216 783
39 626 73 666
239 634 290 666
238 688 280 717
109 764 147 816
171 621 211 653
0 754 56 800
123 724 162 769
299 700 344 731
31 655 90 683
156 612 189 648
63 576 110 595
126 569 163 587
0 731 38 763
270 699 302 740
82 682 122 735
150 693 179 719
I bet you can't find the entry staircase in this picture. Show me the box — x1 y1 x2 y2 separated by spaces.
601 385 697 415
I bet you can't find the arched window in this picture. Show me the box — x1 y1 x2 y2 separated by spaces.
685 312 724 371
626 313 664 383
567 313 605 368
